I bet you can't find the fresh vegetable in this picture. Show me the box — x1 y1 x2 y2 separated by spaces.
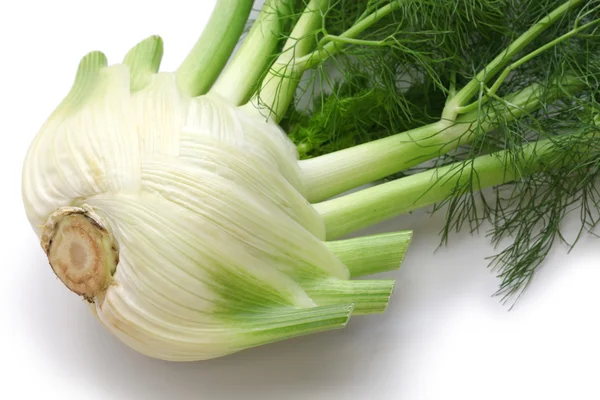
22 0 599 360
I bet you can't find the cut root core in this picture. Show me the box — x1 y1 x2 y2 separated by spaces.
42 206 118 302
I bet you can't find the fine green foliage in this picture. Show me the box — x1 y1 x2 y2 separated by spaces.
266 0 600 300
434 11 600 301
283 77 446 158
279 0 514 154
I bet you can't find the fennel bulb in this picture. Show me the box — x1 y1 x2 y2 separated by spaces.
22 39 407 361
22 0 600 360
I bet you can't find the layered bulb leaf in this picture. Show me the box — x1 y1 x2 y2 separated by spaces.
22 36 410 361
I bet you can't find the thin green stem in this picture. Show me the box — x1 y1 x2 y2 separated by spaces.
175 0 253 97
456 17 600 115
245 0 329 121
325 231 412 278
446 70 457 103
293 0 403 70
315 133 596 240
210 0 295 105
301 78 575 202
319 35 387 47
277 0 328 60
249 0 408 121
441 0 583 120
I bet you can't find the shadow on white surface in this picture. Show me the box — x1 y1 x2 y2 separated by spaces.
19 208 512 399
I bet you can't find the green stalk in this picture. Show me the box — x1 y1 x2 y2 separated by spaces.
248 0 582 123
456 17 600 115
325 231 412 278
302 120 444 201
301 78 584 202
303 279 395 314
242 303 355 348
442 0 583 120
315 133 597 240
297 0 586 203
176 0 253 97
246 0 329 121
293 0 404 70
249 0 404 121
210 0 296 105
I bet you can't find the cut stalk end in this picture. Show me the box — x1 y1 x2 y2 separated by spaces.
41 207 118 302
326 231 413 278
304 279 395 315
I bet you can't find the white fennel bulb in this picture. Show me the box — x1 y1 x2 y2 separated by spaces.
22 37 409 361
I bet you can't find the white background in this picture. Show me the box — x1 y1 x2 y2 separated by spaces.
1 1 600 399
